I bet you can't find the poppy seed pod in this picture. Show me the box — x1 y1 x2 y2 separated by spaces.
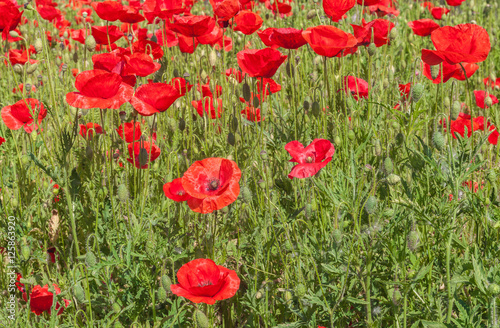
451 100 461 120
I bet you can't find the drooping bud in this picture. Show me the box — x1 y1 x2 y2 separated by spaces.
407 230 420 251
208 49 217 67
85 251 97 267
430 65 440 80
13 64 23 74
348 130 355 141
157 285 167 301
389 28 398 41
74 283 86 302
334 136 341 146
432 131 445 151
374 139 382 156
117 184 129 203
365 196 378 215
332 228 342 244
242 83 251 102
307 9 317 20
227 132 235 146
384 157 393 174
387 173 401 185
311 101 320 117
193 309 210 328
485 95 493 108
451 100 461 120
85 35 96 52
411 83 424 102
367 43 376 57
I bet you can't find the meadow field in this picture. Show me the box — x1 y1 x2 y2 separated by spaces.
0 0 499 327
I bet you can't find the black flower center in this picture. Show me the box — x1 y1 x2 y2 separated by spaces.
198 280 213 287
208 179 220 191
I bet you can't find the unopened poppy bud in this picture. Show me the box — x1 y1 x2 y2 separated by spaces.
373 139 381 156
9 30 19 38
485 95 493 108
487 169 497 184
52 188 59 195
138 147 149 167
13 63 23 74
384 157 393 174
389 28 398 41
61 63 68 72
242 83 251 102
367 43 376 57
286 61 294 77
311 101 320 117
307 9 317 20
112 302 121 313
55 56 62 66
389 287 402 306
33 38 43 53
258 179 266 190
82 11 88 18
21 245 31 260
27 63 38 74
178 117 185 131
430 65 440 80
85 251 97 267
85 35 96 51
227 132 235 146
432 131 445 151
407 230 420 251
117 184 129 203
209 49 217 67
295 283 306 297
334 136 341 146
284 290 293 303
365 196 378 215
489 283 500 296
157 285 167 301
383 78 389 89
387 174 401 185
443 96 451 108
74 283 85 302
451 100 461 120
150 34 157 43
230 115 238 132
348 130 355 140
240 186 252 203
332 228 342 244
411 83 424 102
160 275 171 293
255 289 263 299
252 96 260 108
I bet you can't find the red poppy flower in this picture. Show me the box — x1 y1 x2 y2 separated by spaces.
46 247 57 263
342 76 369 100
124 53 161 77
265 0 292 16
285 139 335 179
7 46 37 66
323 0 355 22
155 27 179 47
36 1 61 22
91 1 126 22
257 78 281 96
233 10 263 35
116 122 142 142
92 52 137 87
356 0 381 5
126 140 161 169
70 28 87 44
302 25 358 57
170 258 240 304
119 6 145 24
237 48 287 78
91 25 124 45
241 106 262 122
1 98 46 133
474 90 498 109
26 284 71 316
368 0 399 17
169 14 215 37
224 68 246 83
398 82 411 101
15 273 25 293
168 77 194 96
442 112 499 145
0 136 5 146
351 18 394 47
192 97 224 119
163 178 192 202
266 28 307 49
421 24 491 65
66 69 133 109
0 0 23 41
79 122 104 140
446 0 466 5
484 77 500 89
130 82 184 116
181 157 241 213
408 19 440 37
132 39 164 60
423 61 478 84
143 0 186 23
257 28 279 48
210 0 240 21
430 7 450 20
178 33 198 53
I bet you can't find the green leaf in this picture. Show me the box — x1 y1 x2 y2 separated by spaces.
346 296 369 305
413 262 433 283
421 320 447 328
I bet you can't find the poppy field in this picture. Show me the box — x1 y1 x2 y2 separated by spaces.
1 0 500 326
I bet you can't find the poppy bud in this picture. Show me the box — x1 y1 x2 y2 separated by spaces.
332 228 342 244
85 144 93 159
9 30 20 38
157 285 167 302
365 196 377 215
387 174 401 185
295 283 306 297
252 96 260 108
389 287 402 306
411 83 424 102
112 302 121 313
52 188 59 195
334 136 341 146
82 11 88 18
384 157 393 174
74 283 85 302
242 83 251 102
117 184 129 203
444 96 451 108
286 62 294 77
432 131 445 151
27 63 38 75
489 283 500 296
55 56 62 66
21 245 31 260
85 35 96 52
227 132 236 146
13 64 23 74
33 38 43 53
430 65 440 80
209 49 217 67
487 169 497 184
374 139 381 156
311 101 320 117
348 130 355 141
383 78 389 89
367 43 376 57
255 289 263 299
284 290 293 303
451 100 461 120
407 230 420 251
485 96 493 108
85 251 97 267
258 179 266 190
307 9 317 20
389 28 398 41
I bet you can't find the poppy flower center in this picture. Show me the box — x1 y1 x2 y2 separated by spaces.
208 179 220 191
197 280 213 287
177 190 185 196
306 156 314 163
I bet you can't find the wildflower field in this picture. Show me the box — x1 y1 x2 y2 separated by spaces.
1 0 500 326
